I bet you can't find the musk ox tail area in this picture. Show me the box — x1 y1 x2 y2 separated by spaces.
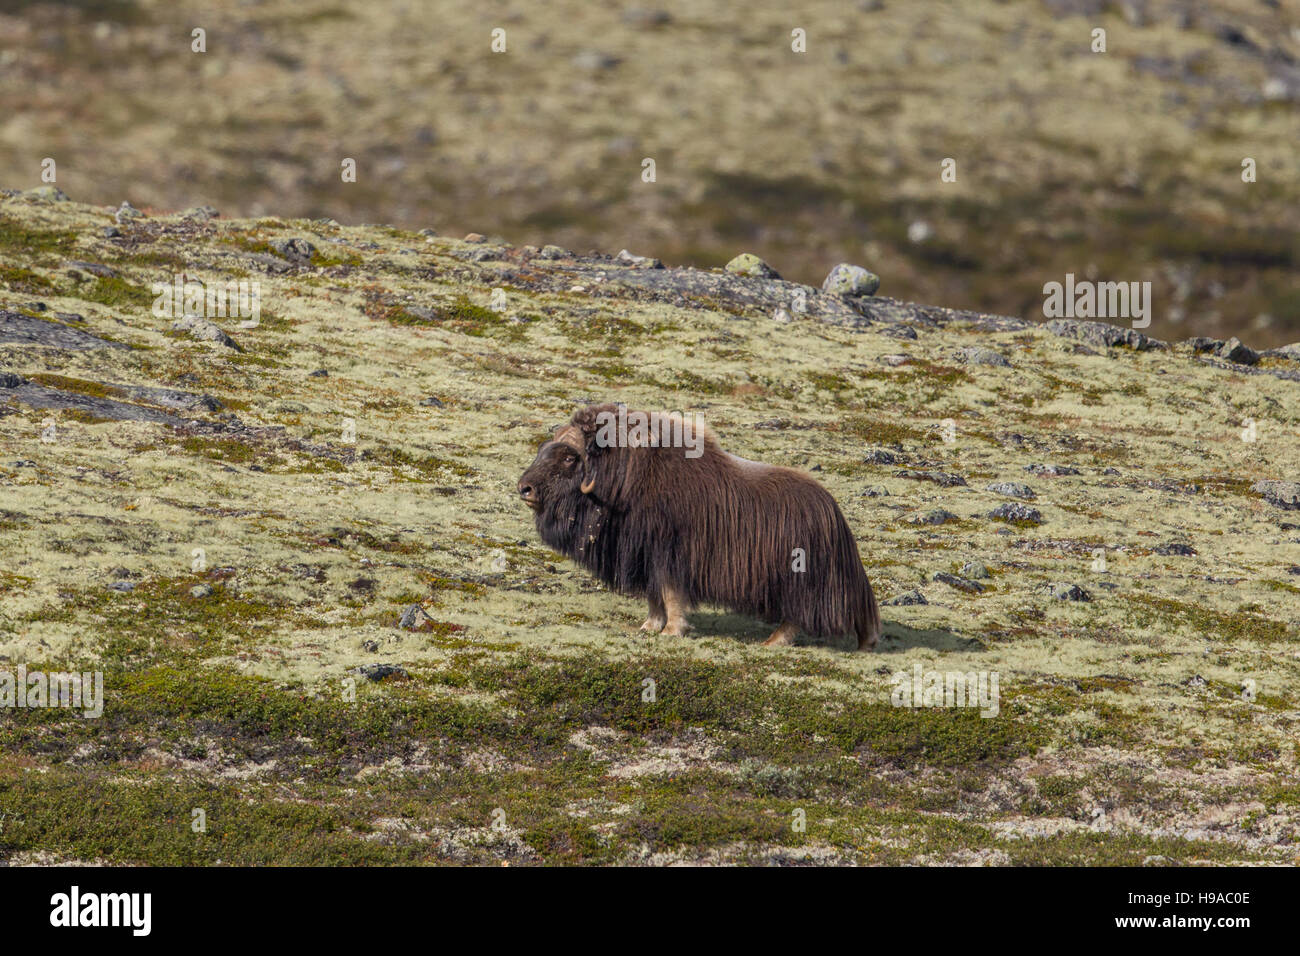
857 579 882 651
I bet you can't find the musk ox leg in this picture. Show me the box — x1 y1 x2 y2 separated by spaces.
640 592 667 634
762 621 799 647
662 585 693 638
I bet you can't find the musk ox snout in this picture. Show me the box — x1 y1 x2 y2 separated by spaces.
517 478 540 509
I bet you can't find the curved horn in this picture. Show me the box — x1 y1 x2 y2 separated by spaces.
556 424 597 495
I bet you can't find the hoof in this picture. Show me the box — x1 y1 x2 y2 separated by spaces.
639 616 666 634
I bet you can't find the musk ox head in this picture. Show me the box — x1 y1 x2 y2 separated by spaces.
518 403 615 507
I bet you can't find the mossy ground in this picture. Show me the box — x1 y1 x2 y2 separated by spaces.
1 196 1298 865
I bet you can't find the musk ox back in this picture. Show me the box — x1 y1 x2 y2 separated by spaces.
517 403 881 650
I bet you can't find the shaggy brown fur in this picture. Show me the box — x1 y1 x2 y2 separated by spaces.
518 403 881 650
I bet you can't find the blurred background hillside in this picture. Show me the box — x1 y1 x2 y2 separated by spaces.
1 0 1297 345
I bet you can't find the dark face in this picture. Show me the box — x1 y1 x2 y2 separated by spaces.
517 440 582 514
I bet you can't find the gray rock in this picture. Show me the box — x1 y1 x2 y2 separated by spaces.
181 205 219 220
1024 463 1079 476
63 260 119 279
419 396 445 408
269 238 316 263
905 508 958 526
822 263 880 297
989 502 1043 524
1263 343 1300 362
956 346 1011 368
1154 542 1196 556
616 249 663 270
352 663 410 682
398 604 432 630
23 185 69 202
1044 319 1165 351
1217 337 1258 365
171 315 242 351
108 581 137 593
189 584 213 598
986 481 1036 500
862 449 898 465
895 469 967 488
933 572 984 593
1253 480 1300 510
1044 582 1091 601
884 589 927 606
115 201 144 222
0 311 130 350
724 253 780 279
537 244 569 260
961 561 990 580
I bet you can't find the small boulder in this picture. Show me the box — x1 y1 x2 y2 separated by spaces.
724 253 780 279
822 263 880 297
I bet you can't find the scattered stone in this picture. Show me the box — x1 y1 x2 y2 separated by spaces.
418 228 438 237
419 396 445 408
308 369 329 378
0 310 130 350
724 253 780 279
1043 582 1091 601
986 481 1036 500
572 50 622 71
1185 336 1222 354
905 508 958 526
1217 337 1258 366
537 244 568 259
1044 318 1164 351
616 249 663 269
269 238 316 263
171 315 242 351
181 205 219 220
23 185 69 202
352 663 410 682
1024 463 1080 476
189 584 213 598
0 371 25 388
1185 674 1207 688
894 469 967 488
102 226 121 238
1154 542 1197 556
884 590 927 606
961 561 990 580
862 486 890 497
1252 480 1300 510
463 233 486 243
63 260 119 279
821 263 880 297
362 640 380 653
989 502 1043 524
933 572 984 593
624 7 672 27
115 201 144 222
1263 343 1300 362
879 353 912 367
398 604 434 630
955 346 1011 368
108 581 136 593
862 449 898 465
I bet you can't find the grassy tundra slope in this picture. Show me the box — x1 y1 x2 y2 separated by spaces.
1 193 1298 865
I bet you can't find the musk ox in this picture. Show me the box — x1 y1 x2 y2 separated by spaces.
517 403 881 650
